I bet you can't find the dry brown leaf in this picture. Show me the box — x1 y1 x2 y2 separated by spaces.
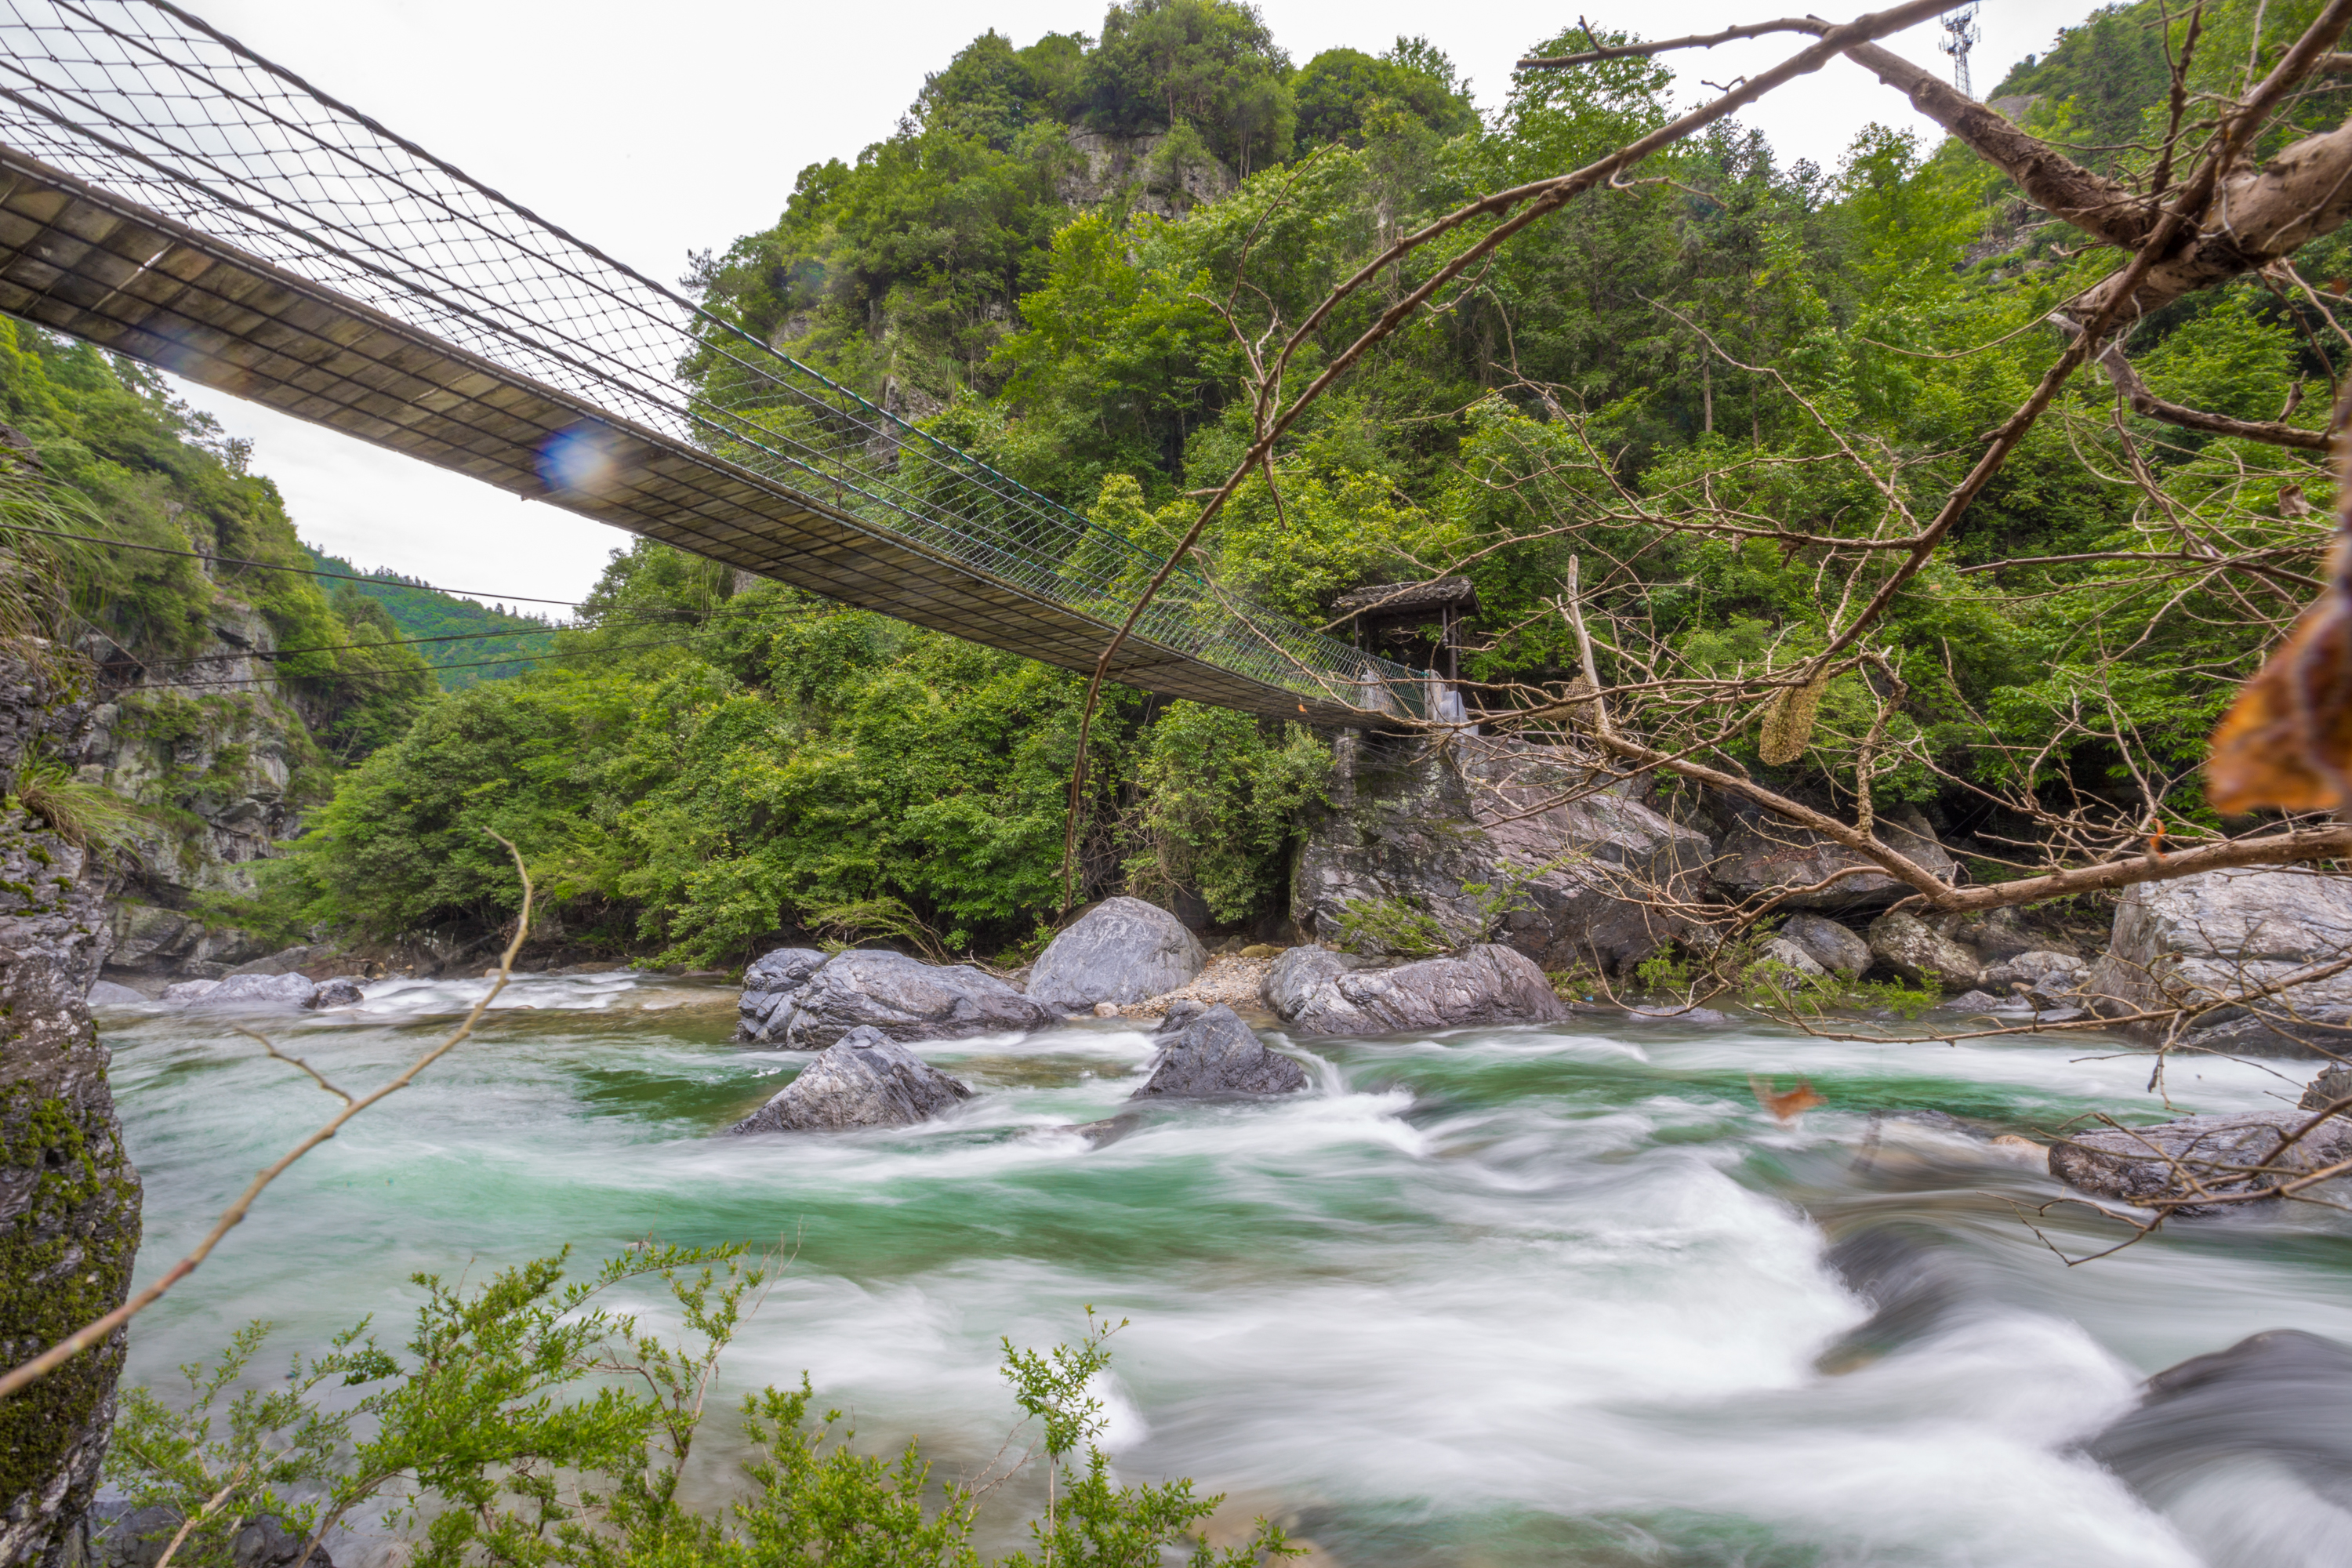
2208 537 2352 814
1749 1074 1827 1123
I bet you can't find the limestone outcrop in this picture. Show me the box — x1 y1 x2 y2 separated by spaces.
1292 735 1714 976
1131 1001 1307 1098
1263 943 1567 1036
729 1025 973 1134
735 947 1054 1047
2082 869 2352 1055
1027 897 1206 1011
0 652 142 1566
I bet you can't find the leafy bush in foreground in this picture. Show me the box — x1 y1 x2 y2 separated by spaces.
108 1243 1294 1568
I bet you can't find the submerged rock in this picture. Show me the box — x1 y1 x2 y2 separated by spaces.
2049 1110 2352 1214
1778 913 1871 979
1264 942 1567 1036
734 947 1054 1047
1027 897 1206 1011
308 976 366 1009
76 1504 336 1568
2084 869 2352 1056
1131 1001 1307 1098
729 1025 974 1134
2084 1330 2352 1541
1865 911 1982 990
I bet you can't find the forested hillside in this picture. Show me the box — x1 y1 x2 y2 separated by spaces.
298 545 555 690
34 0 2350 972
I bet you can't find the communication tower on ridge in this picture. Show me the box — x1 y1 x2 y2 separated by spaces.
1940 2 1982 99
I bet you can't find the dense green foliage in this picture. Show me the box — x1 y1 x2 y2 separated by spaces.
299 544 555 691
110 1245 1292 1568
57 0 2352 961
0 317 438 762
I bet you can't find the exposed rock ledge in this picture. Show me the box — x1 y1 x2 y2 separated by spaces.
1263 943 1567 1036
735 947 1054 1047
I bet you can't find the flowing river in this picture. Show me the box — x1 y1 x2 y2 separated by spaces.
100 971 2352 1567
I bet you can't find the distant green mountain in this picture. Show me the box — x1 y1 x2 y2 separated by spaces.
298 543 556 689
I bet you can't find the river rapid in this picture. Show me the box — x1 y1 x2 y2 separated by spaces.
100 971 2352 1567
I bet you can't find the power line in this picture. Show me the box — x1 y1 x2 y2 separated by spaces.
137 635 716 691
2 521 586 606
132 601 839 669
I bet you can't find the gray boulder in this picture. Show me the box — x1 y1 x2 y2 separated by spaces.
1709 803 1957 913
2300 1064 2352 1112
734 947 1054 1047
1779 913 1871 978
2049 1109 2352 1214
1866 910 1983 989
730 1025 974 1134
1027 897 1206 1010
1131 1001 1308 1098
225 944 328 978
307 976 366 1009
1264 942 1568 1036
1980 949 2089 1006
85 979 151 1008
171 971 319 1008
78 1504 335 1568
2083 869 2352 1056
1755 936 1828 983
1293 735 1715 975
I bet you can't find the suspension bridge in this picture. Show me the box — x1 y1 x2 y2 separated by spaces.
0 0 1442 724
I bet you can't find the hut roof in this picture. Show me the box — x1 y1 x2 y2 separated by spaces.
1332 576 1479 617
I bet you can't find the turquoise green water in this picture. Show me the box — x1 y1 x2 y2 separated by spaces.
100 971 2352 1566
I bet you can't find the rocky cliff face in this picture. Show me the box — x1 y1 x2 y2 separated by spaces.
0 650 143 1566
1292 734 1716 975
78 596 320 989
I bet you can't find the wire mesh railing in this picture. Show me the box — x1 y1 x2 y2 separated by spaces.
0 0 1433 719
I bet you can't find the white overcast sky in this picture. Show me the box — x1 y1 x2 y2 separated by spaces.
157 0 2097 609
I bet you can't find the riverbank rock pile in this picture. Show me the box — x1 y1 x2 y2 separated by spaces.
730 1025 974 1134
735 947 1053 1047
1131 1001 1307 1098
1263 942 1567 1036
2082 869 2352 1056
1027 897 1205 1011
1108 953 1273 1019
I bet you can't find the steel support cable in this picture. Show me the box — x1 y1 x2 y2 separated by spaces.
0 0 1425 710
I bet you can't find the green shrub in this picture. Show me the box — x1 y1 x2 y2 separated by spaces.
108 1245 1298 1568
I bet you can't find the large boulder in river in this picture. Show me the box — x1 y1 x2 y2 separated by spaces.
1865 910 1983 990
1708 800 1956 913
169 971 319 1008
1027 897 1206 1011
1131 1001 1307 1098
1265 942 1567 1036
2049 1109 2352 1214
735 947 1054 1047
2083 1330 2352 1537
1293 734 1715 975
730 1025 974 1134
1778 913 1871 979
2083 869 2352 1055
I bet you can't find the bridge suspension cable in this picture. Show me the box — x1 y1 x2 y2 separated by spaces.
0 0 1436 724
